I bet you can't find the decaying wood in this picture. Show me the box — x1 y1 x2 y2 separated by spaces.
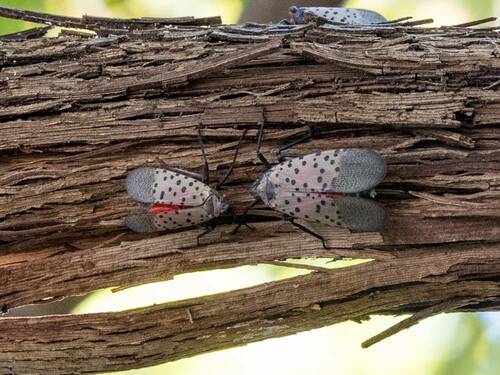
0 5 500 374
3 249 500 374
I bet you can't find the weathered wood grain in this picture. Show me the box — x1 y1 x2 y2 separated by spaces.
0 6 499 374
2 245 500 374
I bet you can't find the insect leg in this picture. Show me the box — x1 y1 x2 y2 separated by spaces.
256 109 272 169
276 18 291 25
154 154 205 182
230 198 260 234
196 220 216 246
285 217 331 250
216 129 248 190
277 126 312 162
165 166 205 181
197 126 210 184
230 222 255 235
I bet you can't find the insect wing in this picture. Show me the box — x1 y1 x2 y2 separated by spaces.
267 149 386 194
271 192 386 232
124 205 211 233
334 196 386 232
126 167 213 206
124 207 161 233
302 7 387 24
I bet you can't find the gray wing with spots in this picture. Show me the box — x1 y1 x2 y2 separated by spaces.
126 167 213 206
269 191 386 232
265 149 386 194
126 167 155 204
331 149 386 193
289 6 386 25
123 209 160 233
334 196 386 232
124 205 213 233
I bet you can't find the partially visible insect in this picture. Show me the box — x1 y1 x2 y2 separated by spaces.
288 6 387 25
250 113 386 248
124 128 246 243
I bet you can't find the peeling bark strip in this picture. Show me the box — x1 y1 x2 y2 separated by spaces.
0 5 500 374
0 4 222 29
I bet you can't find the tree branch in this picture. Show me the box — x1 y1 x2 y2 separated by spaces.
2 246 500 373
0 5 499 374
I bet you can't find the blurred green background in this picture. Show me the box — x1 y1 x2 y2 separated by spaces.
1 0 500 374
0 0 498 34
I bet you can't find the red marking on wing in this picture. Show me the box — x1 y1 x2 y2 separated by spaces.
149 203 184 213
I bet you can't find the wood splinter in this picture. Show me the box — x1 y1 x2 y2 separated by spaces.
361 299 475 348
187 308 194 324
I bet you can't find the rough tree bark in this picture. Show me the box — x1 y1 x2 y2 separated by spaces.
0 5 500 374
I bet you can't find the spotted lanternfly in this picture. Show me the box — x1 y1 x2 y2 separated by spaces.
124 167 228 233
124 128 245 240
288 6 386 25
250 115 386 247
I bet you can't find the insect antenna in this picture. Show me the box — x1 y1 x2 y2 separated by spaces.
277 126 312 162
216 128 248 190
197 125 210 184
256 109 272 169
154 156 169 169
378 16 412 24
